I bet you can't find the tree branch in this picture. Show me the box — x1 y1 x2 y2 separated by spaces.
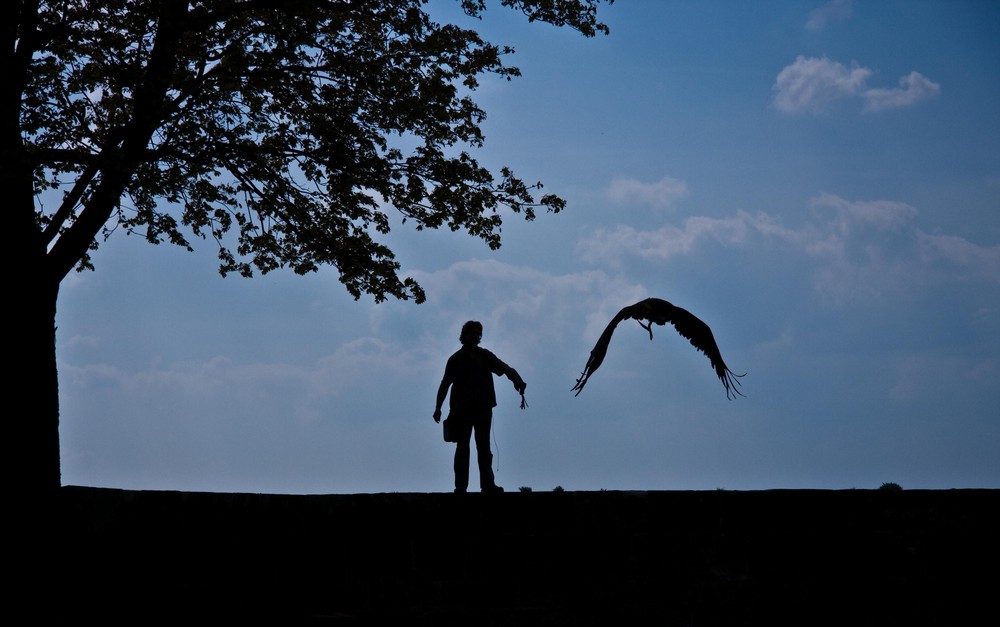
42 163 98 247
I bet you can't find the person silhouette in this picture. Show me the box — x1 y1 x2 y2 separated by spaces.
433 320 527 493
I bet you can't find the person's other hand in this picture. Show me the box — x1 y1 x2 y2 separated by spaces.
433 408 442 423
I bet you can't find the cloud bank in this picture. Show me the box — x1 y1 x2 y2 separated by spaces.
773 57 939 115
578 192 998 302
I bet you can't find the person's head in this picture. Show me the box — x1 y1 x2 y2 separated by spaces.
460 320 483 346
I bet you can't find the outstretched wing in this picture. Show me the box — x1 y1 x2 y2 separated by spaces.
572 297 745 399
658 301 746 400
571 304 635 396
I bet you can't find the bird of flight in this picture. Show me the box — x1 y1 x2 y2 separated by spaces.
572 297 745 399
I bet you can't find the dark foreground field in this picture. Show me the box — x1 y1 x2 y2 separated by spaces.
48 486 997 625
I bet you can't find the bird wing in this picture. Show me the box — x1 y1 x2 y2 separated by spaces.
571 304 634 396
573 298 745 399
657 302 745 400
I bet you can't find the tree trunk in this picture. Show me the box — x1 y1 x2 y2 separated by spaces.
15 267 62 495
6 122 61 496
9 257 61 620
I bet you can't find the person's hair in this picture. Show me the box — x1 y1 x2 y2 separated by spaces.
460 320 483 345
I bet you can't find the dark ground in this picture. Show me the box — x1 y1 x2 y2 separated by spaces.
42 486 999 625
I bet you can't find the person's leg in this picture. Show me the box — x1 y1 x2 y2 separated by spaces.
473 410 499 491
452 417 473 493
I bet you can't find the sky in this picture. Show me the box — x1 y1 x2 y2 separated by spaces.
55 0 999 494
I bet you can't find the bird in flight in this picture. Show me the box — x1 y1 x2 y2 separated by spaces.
572 297 745 399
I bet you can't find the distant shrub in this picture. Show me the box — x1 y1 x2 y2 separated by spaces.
879 482 903 491
519 486 533 493
553 486 564 492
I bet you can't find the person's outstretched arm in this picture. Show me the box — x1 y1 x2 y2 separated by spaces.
486 351 526 395
505 367 526 394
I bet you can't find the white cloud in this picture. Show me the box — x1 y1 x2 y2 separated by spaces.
773 57 939 115
863 71 941 112
806 0 853 31
773 56 871 114
917 233 1000 282
606 176 688 210
577 215 749 265
577 193 999 302
809 192 919 231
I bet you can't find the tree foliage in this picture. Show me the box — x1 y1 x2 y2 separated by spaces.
17 0 610 304
5 0 610 493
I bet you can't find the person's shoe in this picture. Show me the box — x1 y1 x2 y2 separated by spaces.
454 488 467 494
482 485 504 494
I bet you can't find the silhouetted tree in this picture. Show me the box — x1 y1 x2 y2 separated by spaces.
7 0 610 493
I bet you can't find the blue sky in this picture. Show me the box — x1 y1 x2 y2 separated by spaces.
56 0 999 494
